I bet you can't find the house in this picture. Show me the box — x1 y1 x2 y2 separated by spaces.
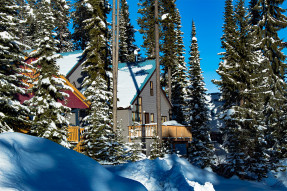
57 51 192 155
17 54 89 151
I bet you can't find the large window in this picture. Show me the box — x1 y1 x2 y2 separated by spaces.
134 97 142 124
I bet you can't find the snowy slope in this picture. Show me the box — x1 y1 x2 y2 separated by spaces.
107 154 283 191
0 133 146 191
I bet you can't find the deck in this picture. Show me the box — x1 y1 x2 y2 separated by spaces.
128 124 192 141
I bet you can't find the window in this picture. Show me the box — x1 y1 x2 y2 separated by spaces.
150 113 154 123
161 116 167 123
150 81 154 96
132 112 136 122
134 97 143 124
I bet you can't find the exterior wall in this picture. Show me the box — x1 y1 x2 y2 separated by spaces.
131 72 171 125
117 109 132 142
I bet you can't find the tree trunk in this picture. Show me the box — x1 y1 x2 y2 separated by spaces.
155 0 162 143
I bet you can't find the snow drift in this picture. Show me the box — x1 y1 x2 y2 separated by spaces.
107 154 281 191
0 132 146 191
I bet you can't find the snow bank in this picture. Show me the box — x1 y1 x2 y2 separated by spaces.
107 154 277 191
162 120 184 126
0 133 146 191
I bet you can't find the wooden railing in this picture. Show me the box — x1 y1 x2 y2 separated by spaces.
67 126 85 152
129 125 192 141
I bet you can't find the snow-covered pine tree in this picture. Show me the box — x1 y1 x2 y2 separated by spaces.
253 0 287 164
14 0 32 50
25 0 71 147
0 0 30 133
137 0 157 59
171 6 187 124
51 0 73 53
80 0 125 164
149 130 165 160
186 21 214 169
72 0 92 50
24 0 40 50
118 0 137 63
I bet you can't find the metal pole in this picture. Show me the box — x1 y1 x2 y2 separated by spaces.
155 0 162 143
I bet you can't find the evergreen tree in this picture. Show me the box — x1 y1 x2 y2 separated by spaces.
118 0 137 63
137 0 156 59
0 0 30 133
149 130 165 160
25 0 71 147
171 6 187 124
80 0 125 164
254 0 287 164
51 0 73 53
186 21 214 169
72 0 92 50
214 0 271 180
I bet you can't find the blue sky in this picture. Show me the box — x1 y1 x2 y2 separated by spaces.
126 0 225 93
122 0 287 93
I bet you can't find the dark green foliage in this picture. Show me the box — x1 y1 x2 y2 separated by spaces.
186 21 214 169
72 0 92 50
25 0 71 147
254 0 287 166
51 0 73 53
0 0 30 132
118 0 138 63
81 0 126 164
137 0 156 59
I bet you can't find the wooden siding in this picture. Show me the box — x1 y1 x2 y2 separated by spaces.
128 125 192 141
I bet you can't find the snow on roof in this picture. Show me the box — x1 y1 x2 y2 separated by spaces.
56 50 83 76
118 60 156 108
55 51 156 108
0 132 147 191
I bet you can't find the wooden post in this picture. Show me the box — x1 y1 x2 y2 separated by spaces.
155 0 162 143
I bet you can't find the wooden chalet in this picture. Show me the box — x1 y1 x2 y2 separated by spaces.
56 51 192 155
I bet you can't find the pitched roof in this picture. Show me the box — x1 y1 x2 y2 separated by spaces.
118 60 156 108
19 56 89 109
56 51 156 108
56 50 83 76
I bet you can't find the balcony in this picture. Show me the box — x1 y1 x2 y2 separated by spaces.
128 124 192 142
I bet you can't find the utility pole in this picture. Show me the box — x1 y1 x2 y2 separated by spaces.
155 0 162 143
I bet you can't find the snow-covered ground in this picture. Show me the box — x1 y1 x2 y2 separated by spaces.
0 133 146 191
0 132 286 191
107 154 286 191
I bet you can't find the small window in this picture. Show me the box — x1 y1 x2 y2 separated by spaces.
150 81 154 96
132 112 136 122
151 113 154 123
161 116 167 123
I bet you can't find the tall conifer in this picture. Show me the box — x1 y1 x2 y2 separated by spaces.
80 0 123 164
118 0 137 63
25 0 71 147
51 0 73 53
0 0 30 132
186 21 214 169
137 0 156 59
72 0 92 50
254 0 287 163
